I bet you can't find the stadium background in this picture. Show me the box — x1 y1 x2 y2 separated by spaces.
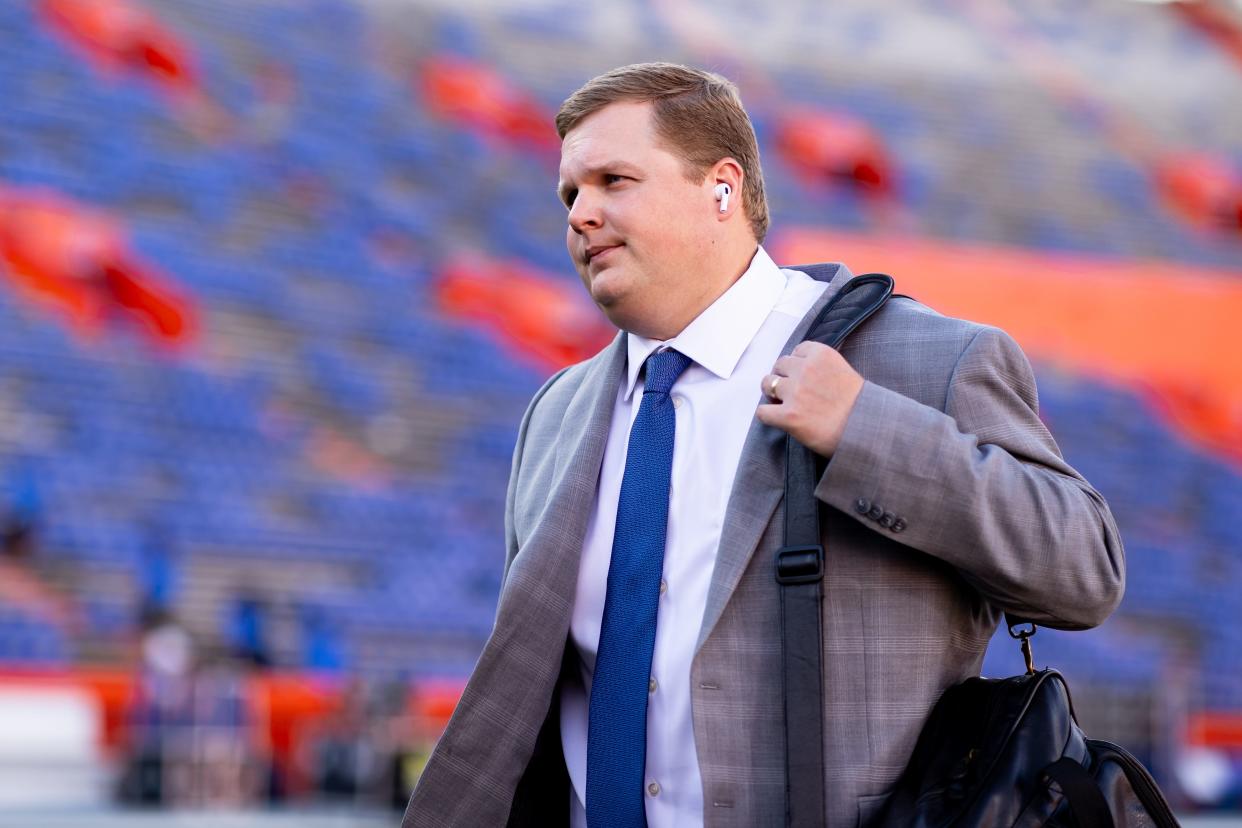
0 0 1241 824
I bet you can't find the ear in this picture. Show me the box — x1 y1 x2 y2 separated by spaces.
710 158 744 220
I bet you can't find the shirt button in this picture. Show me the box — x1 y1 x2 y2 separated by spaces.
672 396 683 409
854 498 870 515
649 677 658 693
659 579 667 595
647 782 661 797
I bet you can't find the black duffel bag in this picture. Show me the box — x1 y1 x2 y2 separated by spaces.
873 624 1181 827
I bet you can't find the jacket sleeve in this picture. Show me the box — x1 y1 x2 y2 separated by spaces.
814 325 1125 630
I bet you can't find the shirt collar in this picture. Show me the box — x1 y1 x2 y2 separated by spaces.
622 246 787 401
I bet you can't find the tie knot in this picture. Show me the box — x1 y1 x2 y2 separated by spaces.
643 349 691 396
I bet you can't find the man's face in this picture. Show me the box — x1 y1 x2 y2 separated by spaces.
558 101 717 338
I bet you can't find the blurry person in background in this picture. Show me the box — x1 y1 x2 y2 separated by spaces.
136 522 180 624
403 63 1125 826
121 611 270 807
299 601 346 673
190 643 268 806
227 589 274 669
0 469 78 635
315 680 371 800
119 605 195 805
294 678 377 803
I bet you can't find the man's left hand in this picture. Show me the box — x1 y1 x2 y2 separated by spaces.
755 341 864 457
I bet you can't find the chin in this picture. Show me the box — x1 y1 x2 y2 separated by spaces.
590 290 637 331
600 303 665 338
587 268 629 308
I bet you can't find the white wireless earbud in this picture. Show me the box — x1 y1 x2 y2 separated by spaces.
714 182 731 213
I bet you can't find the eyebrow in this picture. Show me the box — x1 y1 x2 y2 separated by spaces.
557 160 643 205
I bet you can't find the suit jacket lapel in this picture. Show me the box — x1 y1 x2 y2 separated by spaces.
696 263 856 654
513 331 626 595
554 334 626 492
408 334 624 824
500 329 625 650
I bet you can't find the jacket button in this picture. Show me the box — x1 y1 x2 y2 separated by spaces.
892 518 907 533
854 497 870 515
879 512 895 528
868 504 884 521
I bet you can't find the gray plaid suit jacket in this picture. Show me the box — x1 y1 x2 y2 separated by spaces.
402 262 1125 827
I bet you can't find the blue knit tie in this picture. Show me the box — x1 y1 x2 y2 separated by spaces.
586 348 692 827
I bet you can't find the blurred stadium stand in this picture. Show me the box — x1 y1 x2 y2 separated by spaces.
0 0 1240 817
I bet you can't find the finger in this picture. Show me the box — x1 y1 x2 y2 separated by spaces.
791 340 829 358
761 373 787 401
772 354 805 378
755 401 789 430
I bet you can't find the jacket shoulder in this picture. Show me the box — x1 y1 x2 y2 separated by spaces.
859 295 992 348
524 333 619 419
513 332 622 453
843 295 1029 410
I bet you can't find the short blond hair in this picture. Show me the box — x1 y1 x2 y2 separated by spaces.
556 63 770 243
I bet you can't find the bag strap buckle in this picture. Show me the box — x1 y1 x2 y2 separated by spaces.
1008 621 1038 675
775 545 824 585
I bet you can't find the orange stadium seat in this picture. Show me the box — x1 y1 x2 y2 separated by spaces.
1155 152 1242 234
0 186 195 345
419 56 558 153
37 0 198 94
774 108 894 196
435 255 616 371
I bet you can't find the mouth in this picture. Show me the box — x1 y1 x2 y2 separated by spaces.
586 243 623 265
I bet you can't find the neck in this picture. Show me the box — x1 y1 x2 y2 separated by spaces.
648 239 759 341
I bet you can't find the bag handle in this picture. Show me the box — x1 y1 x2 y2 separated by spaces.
1043 757 1115 828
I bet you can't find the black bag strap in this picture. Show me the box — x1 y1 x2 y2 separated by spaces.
778 273 893 828
1043 757 1115 828
777 273 1051 827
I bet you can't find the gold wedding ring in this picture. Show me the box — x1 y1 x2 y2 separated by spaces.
769 376 781 398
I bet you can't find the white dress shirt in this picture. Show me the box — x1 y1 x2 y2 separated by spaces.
562 246 829 827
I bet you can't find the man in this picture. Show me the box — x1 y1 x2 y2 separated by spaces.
403 63 1124 827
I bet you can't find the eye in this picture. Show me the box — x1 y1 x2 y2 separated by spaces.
562 188 577 208
604 174 626 185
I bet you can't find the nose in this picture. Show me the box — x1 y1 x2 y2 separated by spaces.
567 191 602 235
